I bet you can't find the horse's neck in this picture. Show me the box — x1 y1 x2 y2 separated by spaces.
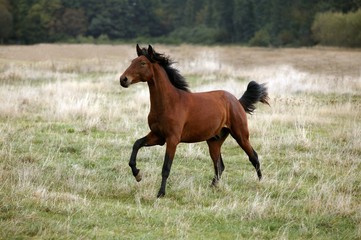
148 65 179 111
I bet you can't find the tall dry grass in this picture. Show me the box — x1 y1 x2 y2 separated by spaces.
1 44 359 123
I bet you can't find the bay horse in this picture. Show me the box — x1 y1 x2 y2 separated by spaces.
120 44 269 198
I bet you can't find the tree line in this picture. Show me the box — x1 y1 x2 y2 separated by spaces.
1 0 360 47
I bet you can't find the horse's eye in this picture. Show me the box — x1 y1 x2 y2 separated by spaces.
141 61 146 66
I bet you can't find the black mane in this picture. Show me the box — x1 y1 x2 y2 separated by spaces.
140 47 190 92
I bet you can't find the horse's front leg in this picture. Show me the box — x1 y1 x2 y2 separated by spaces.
157 137 179 198
129 137 147 181
129 132 164 182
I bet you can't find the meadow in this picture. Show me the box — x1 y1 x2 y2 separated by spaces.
0 44 360 239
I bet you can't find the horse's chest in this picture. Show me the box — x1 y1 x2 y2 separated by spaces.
148 114 179 137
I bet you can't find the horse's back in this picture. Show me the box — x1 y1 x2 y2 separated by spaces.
190 90 244 115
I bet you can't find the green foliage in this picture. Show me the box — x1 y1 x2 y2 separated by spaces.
312 9 361 47
60 8 87 37
3 0 361 46
167 25 220 44
0 0 13 43
249 28 271 47
233 0 256 42
12 0 64 43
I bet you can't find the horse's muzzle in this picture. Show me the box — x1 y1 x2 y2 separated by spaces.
120 76 130 88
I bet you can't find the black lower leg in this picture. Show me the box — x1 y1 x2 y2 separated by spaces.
220 155 225 174
158 177 167 198
212 168 219 186
157 153 173 198
129 137 147 180
250 149 262 180
212 155 225 186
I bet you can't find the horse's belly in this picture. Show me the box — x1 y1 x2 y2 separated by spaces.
181 120 224 143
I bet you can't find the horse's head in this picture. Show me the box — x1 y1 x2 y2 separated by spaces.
119 44 155 88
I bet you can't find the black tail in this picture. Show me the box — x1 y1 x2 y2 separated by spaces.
239 81 270 114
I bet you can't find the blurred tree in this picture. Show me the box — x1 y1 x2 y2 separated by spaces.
158 0 185 34
13 0 63 43
5 0 361 46
203 0 217 27
233 0 255 42
212 0 235 42
0 0 13 43
61 0 82 8
312 9 361 47
86 0 165 39
61 8 87 37
129 0 165 37
183 0 206 26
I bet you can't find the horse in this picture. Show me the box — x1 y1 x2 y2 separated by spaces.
119 44 269 198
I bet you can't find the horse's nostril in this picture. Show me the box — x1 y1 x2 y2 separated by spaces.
120 76 127 85
120 76 129 87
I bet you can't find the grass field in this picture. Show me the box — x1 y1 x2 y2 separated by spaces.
0 44 360 239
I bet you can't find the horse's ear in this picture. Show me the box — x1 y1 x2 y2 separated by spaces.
147 45 154 60
136 44 142 56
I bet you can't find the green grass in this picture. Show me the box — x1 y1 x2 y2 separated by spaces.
0 45 360 239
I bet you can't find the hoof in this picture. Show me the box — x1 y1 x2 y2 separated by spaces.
157 191 165 198
258 174 262 181
257 169 262 181
135 171 142 182
211 178 219 187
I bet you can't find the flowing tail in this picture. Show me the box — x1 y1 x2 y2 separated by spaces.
239 81 270 114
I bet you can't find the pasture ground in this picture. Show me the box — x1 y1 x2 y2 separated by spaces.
0 44 360 239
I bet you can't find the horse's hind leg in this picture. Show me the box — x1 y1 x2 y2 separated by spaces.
244 142 262 180
231 130 262 180
248 147 262 180
212 154 225 186
207 129 229 186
